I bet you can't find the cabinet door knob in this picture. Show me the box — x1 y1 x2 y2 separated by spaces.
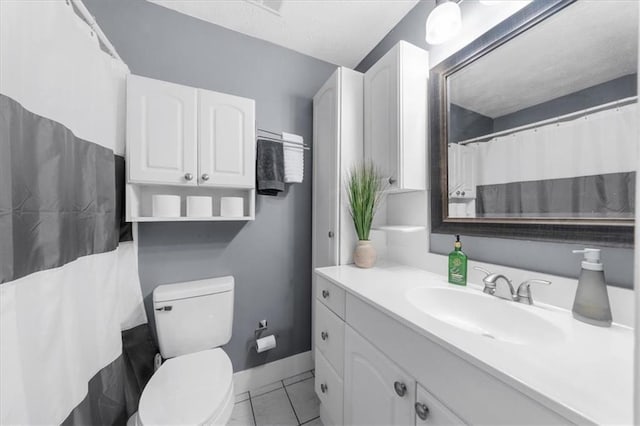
461 191 465 196
456 190 461 195
322 290 330 299
184 172 193 181
320 383 328 393
388 177 396 185
321 331 328 341
328 231 334 238
393 381 407 397
415 402 430 420
201 173 209 181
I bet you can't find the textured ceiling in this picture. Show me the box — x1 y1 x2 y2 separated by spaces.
449 0 638 118
147 0 419 67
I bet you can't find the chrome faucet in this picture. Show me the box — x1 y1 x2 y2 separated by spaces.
474 267 551 304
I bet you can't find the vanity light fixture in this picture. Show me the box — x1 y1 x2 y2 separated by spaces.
425 0 462 45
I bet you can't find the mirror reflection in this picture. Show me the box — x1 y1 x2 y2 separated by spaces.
446 0 638 220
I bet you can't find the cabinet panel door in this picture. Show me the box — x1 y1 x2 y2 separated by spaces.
364 47 399 190
344 325 414 426
198 90 255 187
312 72 340 268
415 383 465 425
127 75 198 185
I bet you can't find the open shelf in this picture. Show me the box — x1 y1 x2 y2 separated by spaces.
130 216 254 222
372 225 426 233
126 184 255 222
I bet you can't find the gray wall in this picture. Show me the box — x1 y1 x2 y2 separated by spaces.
85 0 336 371
357 1 634 288
494 74 637 131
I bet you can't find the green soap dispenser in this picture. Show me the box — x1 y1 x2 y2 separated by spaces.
448 235 467 286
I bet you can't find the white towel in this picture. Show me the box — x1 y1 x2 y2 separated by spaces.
282 132 304 183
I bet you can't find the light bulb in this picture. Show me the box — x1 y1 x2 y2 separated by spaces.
425 1 462 45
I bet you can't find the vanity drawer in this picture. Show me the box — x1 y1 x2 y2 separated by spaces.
415 383 464 425
316 275 346 319
315 349 344 425
315 301 345 377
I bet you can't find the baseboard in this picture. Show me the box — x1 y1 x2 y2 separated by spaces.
232 350 313 394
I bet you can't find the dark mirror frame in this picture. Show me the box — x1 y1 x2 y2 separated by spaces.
429 0 634 248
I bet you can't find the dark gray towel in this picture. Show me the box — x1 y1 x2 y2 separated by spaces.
256 139 285 196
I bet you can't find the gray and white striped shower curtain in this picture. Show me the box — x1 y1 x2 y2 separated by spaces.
1 2 153 424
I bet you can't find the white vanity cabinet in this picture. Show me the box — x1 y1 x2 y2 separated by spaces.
313 269 575 426
364 41 428 192
125 74 256 221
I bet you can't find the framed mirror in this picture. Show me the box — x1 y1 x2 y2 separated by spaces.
430 0 637 246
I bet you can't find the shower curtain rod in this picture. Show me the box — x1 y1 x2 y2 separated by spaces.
457 95 638 146
70 0 124 63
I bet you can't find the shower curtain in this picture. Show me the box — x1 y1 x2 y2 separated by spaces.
472 103 638 216
0 1 153 424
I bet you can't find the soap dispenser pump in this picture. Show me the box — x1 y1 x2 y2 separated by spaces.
571 248 612 327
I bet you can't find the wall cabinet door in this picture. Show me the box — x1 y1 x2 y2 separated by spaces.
364 46 399 190
198 90 255 187
364 41 428 192
127 75 198 185
344 325 414 426
313 71 340 269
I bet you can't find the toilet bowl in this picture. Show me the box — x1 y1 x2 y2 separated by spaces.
132 276 236 426
135 349 234 426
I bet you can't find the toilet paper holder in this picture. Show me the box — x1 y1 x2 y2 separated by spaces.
254 320 268 338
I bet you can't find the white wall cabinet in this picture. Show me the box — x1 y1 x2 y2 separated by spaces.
127 74 198 186
126 74 256 221
364 41 428 192
448 143 476 199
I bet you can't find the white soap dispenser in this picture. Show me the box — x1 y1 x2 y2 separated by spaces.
571 248 612 327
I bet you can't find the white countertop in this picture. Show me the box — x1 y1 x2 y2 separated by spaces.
316 262 635 425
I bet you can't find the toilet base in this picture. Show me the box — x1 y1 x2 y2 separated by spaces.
130 382 234 426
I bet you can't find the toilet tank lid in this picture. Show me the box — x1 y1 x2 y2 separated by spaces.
154 276 234 303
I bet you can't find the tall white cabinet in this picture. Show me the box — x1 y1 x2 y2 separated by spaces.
126 74 256 221
312 67 363 269
364 41 428 192
312 41 430 426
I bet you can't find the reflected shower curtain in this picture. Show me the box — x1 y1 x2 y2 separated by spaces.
0 2 153 424
472 103 637 217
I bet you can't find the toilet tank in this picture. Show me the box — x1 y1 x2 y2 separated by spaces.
153 276 234 359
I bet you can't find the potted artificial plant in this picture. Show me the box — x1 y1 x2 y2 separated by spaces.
346 162 386 268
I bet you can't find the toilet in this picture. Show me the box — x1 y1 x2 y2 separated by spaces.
132 276 235 426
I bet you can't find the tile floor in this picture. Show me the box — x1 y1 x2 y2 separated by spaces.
229 370 323 426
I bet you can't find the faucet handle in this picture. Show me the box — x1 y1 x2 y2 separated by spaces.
473 266 496 294
517 279 551 305
473 266 492 277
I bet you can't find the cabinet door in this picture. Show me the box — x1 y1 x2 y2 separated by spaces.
344 325 414 426
415 383 465 425
364 47 399 190
198 89 255 187
127 75 198 185
312 71 340 269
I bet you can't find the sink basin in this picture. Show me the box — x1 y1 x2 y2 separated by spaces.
406 287 564 345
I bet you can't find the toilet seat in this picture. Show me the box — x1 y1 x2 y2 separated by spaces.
138 348 234 426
